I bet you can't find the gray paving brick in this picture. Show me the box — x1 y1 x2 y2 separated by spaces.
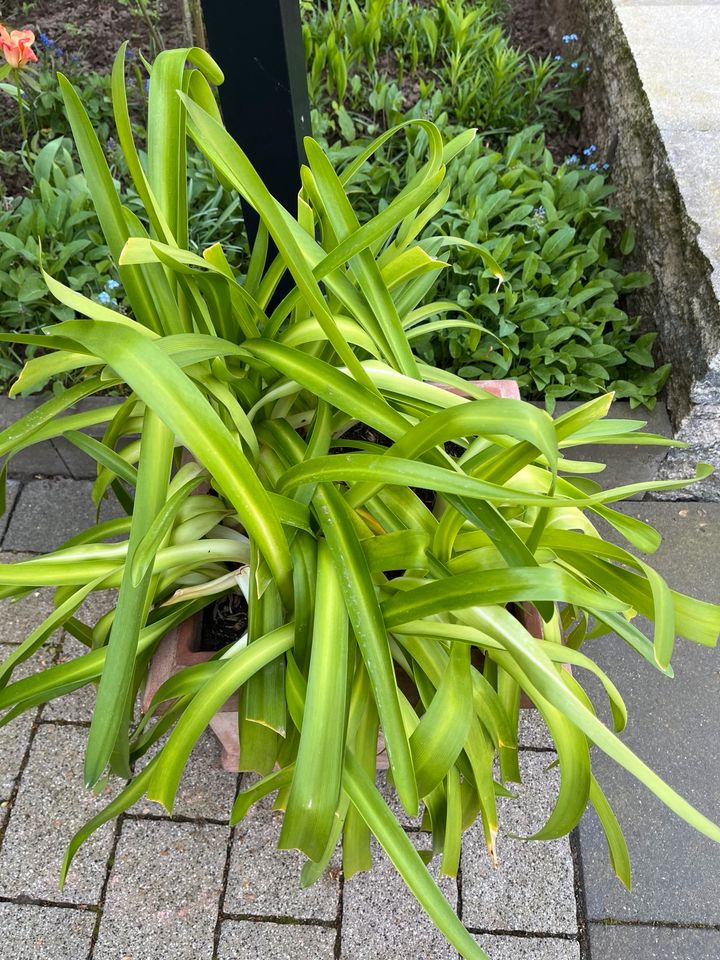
44 592 117 724
376 770 423 828
133 730 238 821
462 751 577 935
0 642 55 799
3 479 125 552
0 704 33 801
0 902 96 960
0 554 59 645
589 923 720 960
225 794 340 921
217 919 336 960
44 634 96 724
475 935 580 960
517 709 554 750
342 834 457 960
579 504 720 926
0 396 40 429
0 481 20 542
0 723 116 904
50 437 99 479
6 442 69 479
93 818 228 960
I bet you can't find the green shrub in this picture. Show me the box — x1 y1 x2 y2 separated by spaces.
0 138 116 384
303 1 663 407
303 0 586 138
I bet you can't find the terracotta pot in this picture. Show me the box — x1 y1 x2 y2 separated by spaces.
143 611 241 772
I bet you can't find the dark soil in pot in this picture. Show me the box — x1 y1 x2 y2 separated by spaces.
200 591 249 653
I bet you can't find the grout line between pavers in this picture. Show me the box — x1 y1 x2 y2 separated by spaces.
212 773 241 960
39 717 90 729
333 855 344 960
465 927 581 941
49 439 75 478
0 480 25 550
0 893 99 912
0 700 43 857
219 910 338 928
123 809 231 828
592 917 720 931
570 826 592 960
85 812 124 960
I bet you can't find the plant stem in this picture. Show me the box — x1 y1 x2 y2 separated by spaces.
14 70 27 145
135 0 165 55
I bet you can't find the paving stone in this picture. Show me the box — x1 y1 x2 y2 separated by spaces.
133 730 238 821
589 923 720 960
0 642 55 799
217 920 336 960
0 723 116 904
93 818 228 960
342 834 457 960
3 479 124 553
225 794 340 921
517 709 554 751
44 592 117 724
376 770 424 828
474 934 581 960
0 579 59 646
0 481 20 542
0 902 96 960
50 437 100 480
462 751 577 935
5 442 69 479
578 503 720 926
44 634 96 724
552 401 673 498
0 396 41 430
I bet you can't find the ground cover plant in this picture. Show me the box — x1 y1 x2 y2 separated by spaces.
0 46 719 960
302 0 665 408
0 0 665 408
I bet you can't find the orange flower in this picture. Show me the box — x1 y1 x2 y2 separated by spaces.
0 24 38 69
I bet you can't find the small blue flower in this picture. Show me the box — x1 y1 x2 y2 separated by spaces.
554 55 562 61
566 154 579 165
562 33 579 43
585 65 591 73
126 47 136 62
602 163 610 170
54 47 64 58
39 32 55 49
589 162 598 171
98 291 112 305
105 279 121 291
570 62 578 69
533 205 546 220
583 144 597 156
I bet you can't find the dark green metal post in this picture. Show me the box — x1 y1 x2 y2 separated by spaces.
200 0 311 242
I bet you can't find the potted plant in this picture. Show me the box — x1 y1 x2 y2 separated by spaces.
1 45 719 960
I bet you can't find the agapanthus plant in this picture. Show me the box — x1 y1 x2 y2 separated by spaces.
0 45 719 960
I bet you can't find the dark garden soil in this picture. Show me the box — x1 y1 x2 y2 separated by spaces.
3 0 189 74
505 0 584 160
505 0 554 58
